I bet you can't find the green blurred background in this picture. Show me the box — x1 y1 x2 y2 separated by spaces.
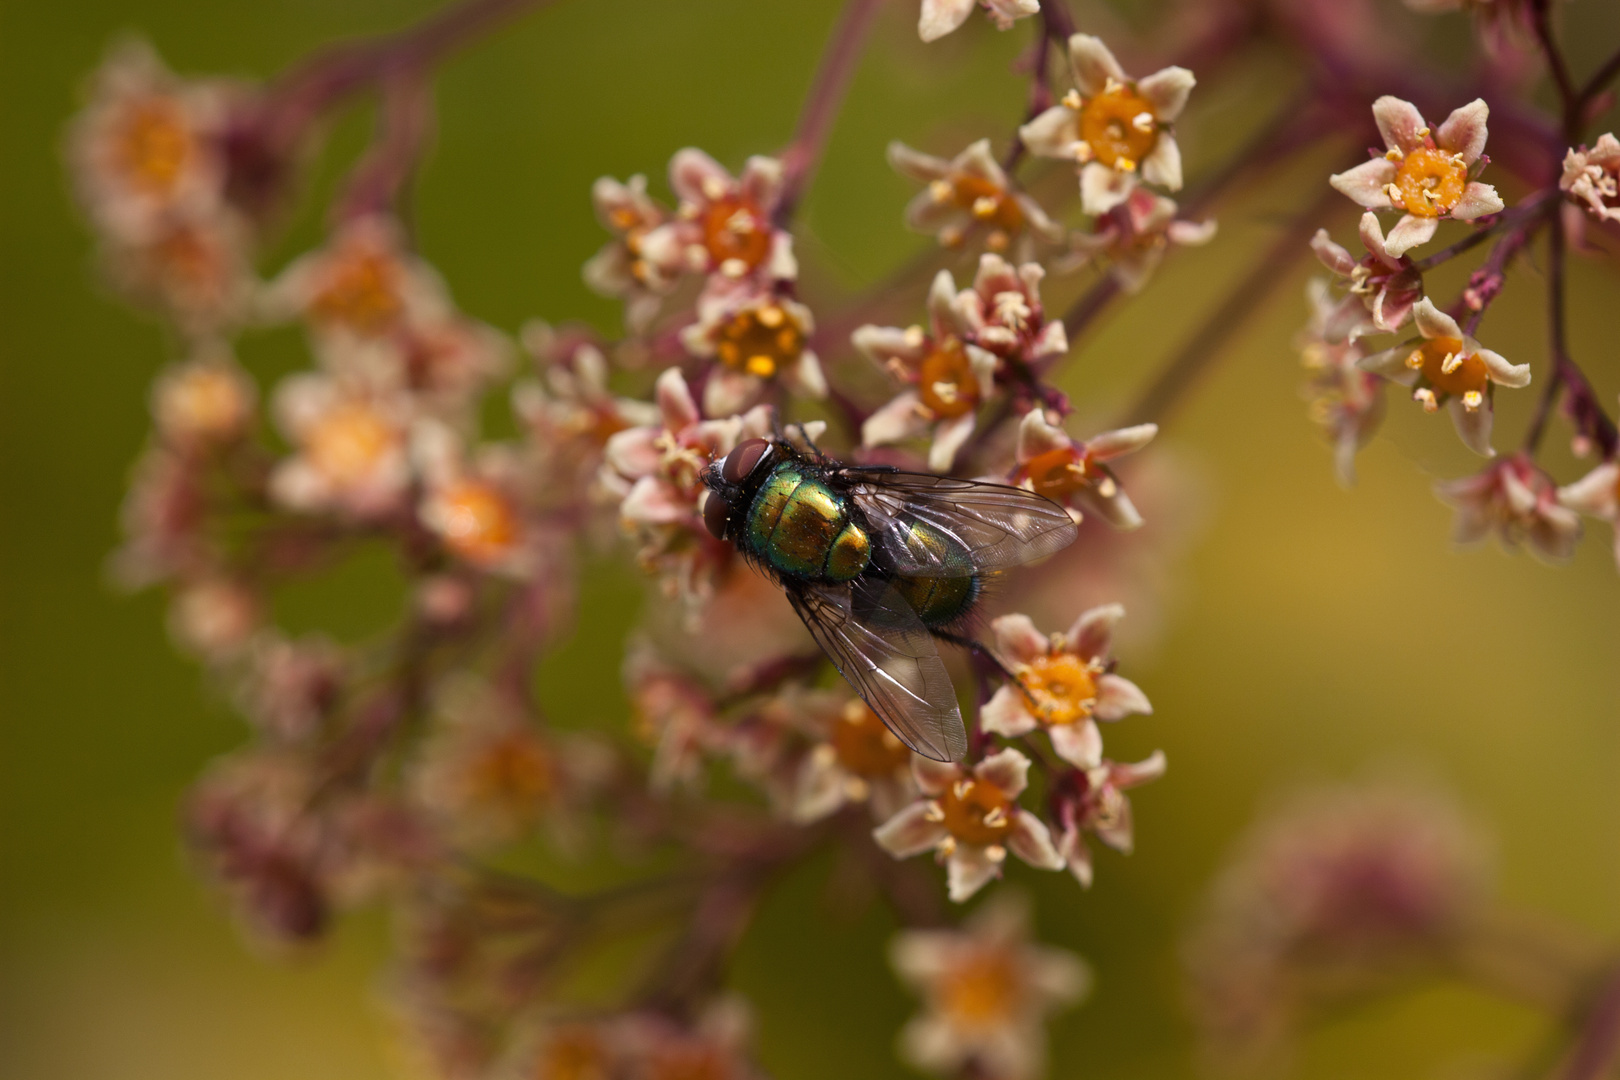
4 1 1620 1077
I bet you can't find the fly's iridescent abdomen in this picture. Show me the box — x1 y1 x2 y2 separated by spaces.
744 461 871 582
883 518 979 628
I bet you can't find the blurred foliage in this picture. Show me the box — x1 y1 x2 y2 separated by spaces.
2 1 1619 1078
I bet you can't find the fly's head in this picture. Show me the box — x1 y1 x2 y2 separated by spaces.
700 436 777 543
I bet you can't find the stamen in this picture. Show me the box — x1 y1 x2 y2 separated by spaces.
1462 390 1484 411
1130 111 1155 132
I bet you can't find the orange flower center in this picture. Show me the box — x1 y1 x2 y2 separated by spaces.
939 778 1014 846
1393 147 1468 219
917 341 980 419
1023 447 1099 500
436 480 521 564
1077 84 1159 170
114 98 194 196
159 365 246 440
310 249 405 335
149 221 228 292
831 701 911 777
537 1028 609 1080
471 731 554 807
1018 652 1098 726
950 175 1026 234
307 401 398 487
714 303 804 379
702 194 772 273
940 949 1021 1028
1407 335 1489 397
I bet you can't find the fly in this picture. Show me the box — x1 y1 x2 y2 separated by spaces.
700 435 1078 762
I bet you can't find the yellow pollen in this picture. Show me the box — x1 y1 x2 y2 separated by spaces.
306 401 397 487
701 194 771 272
917 340 980 419
938 778 1015 846
939 950 1022 1028
1392 147 1469 219
113 97 194 196
714 303 805 379
1074 82 1159 171
1023 447 1099 500
1017 652 1099 726
159 365 246 440
436 480 521 564
1411 335 1489 397
830 701 911 778
948 174 1025 234
310 248 405 335
1462 390 1484 411
1414 387 1439 412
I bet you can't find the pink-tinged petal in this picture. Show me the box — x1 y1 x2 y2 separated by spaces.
966 344 998 401
1373 279 1421 333
926 269 960 336
669 147 731 206
1447 395 1495 457
1451 182 1505 221
603 427 661 478
787 349 828 399
1050 720 1103 769
620 476 687 524
766 232 799 282
1092 797 1135 853
1412 296 1462 341
1094 673 1152 721
1310 229 1358 276
1140 134 1183 191
862 391 930 448
654 366 700 428
791 753 849 824
1016 408 1072 464
912 756 961 797
975 747 1032 799
1068 34 1127 96
1168 217 1218 246
1061 830 1094 888
1437 99 1489 163
1358 343 1419 384
1007 812 1065 870
1029 318 1069 363
1382 214 1438 257
1076 485 1143 530
1067 603 1123 660
1373 95 1429 155
928 412 977 472
982 0 1039 29
1478 348 1530 388
1113 749 1167 788
1558 463 1620 518
635 222 685 268
1329 159 1398 209
946 846 1003 902
919 0 976 41
1137 66 1195 121
874 802 950 857
1087 423 1157 461
853 324 928 365
1080 162 1134 215
702 368 759 419
957 139 1009 186
990 613 1048 665
1358 211 1402 267
1018 106 1082 161
888 928 956 983
738 155 784 213
981 685 1038 736
904 189 959 232
887 141 950 182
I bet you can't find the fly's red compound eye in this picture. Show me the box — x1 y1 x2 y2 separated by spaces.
721 438 770 484
702 490 731 540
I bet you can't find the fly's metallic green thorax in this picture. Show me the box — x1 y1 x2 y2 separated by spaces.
745 462 871 582
889 520 979 627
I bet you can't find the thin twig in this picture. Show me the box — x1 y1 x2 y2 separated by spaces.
1578 45 1620 108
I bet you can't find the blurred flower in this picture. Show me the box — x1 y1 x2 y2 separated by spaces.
102 208 257 334
113 447 209 586
1560 133 1620 224
625 639 729 793
643 150 795 287
169 575 260 661
952 253 1068 370
616 997 764 1080
1053 752 1165 888
151 348 256 447
1012 409 1156 527
355 314 511 417
1310 211 1426 341
857 271 999 472
1020 34 1194 214
887 139 1063 256
1059 187 1215 292
235 634 344 743
415 422 535 576
1402 0 1537 56
1186 779 1492 1064
981 605 1151 769
1558 457 1620 569
1436 453 1581 561
682 291 826 416
269 373 415 517
890 890 1089 1080
918 0 1039 42
792 698 920 824
583 173 682 332
874 749 1064 902
1329 97 1503 257
268 215 450 345
1298 279 1385 486
1358 297 1528 455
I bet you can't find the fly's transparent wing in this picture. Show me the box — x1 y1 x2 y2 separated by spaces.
787 577 967 762
847 471 1078 578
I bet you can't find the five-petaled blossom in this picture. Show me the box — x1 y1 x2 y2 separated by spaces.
888 138 1064 256
414 421 534 577
792 699 919 824
682 290 826 417
1357 297 1528 456
1558 451 1620 570
1012 409 1157 527
982 606 1152 770
269 373 416 518
1298 279 1385 486
857 270 1000 472
1020 34 1195 215
1560 133 1620 224
1329 97 1503 258
643 149 796 287
583 174 680 332
1309 211 1427 341
890 891 1090 1080
874 748 1064 902
1436 453 1582 562
1052 752 1166 888
918 0 1039 43
1061 187 1216 292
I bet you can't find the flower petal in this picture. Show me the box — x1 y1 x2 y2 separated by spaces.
1558 463 1620 518
1050 720 1103 769
1478 348 1530 388
1008 813 1065 870
1382 214 1438 258
862 391 930 448
1137 66 1196 121
1451 182 1505 221
1087 423 1157 461
912 756 960 797
1067 603 1123 660
1310 229 1358 276
990 613 1048 665
1412 296 1462 341
1447 395 1495 457
1330 159 1398 209
1358 343 1419 384
1373 95 1429 155
1140 133 1183 191
946 846 1003 902
1437 99 1489 164
1016 408 1071 464
668 147 731 206
981 685 1038 736
919 0 976 42
1068 35 1127 96
1094 673 1153 721
873 802 949 857
886 141 949 182
975 747 1032 799
1018 106 1082 161
1080 162 1134 215
928 411 977 472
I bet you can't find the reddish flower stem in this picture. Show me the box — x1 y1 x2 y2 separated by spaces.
1578 45 1620 107
1560 965 1620 1080
1530 0 1580 132
1523 209 1619 458
775 0 887 227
